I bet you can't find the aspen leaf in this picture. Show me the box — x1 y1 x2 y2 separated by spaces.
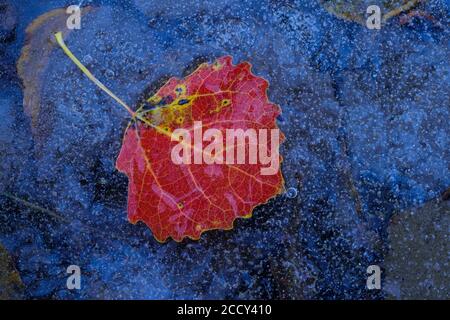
54 33 284 242
116 57 285 242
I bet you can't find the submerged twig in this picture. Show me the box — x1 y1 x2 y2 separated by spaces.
1 192 68 222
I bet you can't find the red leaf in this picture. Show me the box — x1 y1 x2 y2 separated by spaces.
116 56 285 242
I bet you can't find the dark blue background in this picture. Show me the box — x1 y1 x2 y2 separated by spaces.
0 0 448 299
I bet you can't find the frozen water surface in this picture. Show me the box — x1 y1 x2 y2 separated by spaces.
0 0 448 299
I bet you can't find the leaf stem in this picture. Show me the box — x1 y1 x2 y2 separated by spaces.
54 32 202 147
54 32 135 117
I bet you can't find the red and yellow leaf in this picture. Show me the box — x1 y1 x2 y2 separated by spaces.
116 56 284 242
53 33 284 242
